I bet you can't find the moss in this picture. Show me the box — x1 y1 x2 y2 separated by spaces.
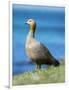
12 60 65 85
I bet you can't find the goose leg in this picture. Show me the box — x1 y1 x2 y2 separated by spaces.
36 64 38 69
38 65 41 69
36 64 41 69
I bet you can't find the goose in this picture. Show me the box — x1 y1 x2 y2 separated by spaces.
25 19 60 69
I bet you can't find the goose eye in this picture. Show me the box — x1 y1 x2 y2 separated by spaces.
29 20 31 22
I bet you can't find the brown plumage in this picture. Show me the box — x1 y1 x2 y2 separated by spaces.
25 19 60 69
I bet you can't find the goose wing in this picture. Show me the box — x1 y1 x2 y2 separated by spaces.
28 40 55 64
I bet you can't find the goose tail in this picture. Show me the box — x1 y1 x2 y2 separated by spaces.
54 59 60 67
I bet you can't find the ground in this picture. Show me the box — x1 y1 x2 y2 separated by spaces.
13 60 65 85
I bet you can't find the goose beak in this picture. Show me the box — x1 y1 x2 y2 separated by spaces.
26 21 28 24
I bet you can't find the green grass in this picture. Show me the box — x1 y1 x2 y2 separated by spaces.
13 60 65 85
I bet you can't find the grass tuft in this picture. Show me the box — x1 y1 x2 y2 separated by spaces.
13 60 65 85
